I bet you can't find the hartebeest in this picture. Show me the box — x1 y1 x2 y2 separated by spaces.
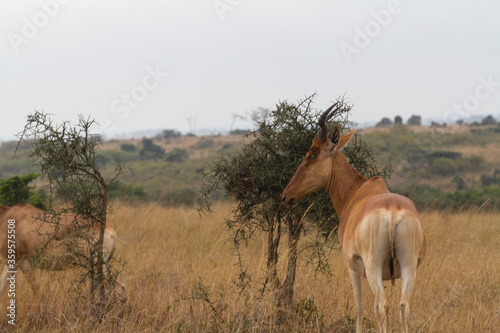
282 104 426 333
0 203 125 300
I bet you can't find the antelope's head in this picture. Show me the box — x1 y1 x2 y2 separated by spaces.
281 104 356 205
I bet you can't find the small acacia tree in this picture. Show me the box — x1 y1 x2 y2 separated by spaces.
17 112 128 312
201 94 390 308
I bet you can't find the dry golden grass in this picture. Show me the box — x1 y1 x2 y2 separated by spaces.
449 143 500 164
1 203 499 332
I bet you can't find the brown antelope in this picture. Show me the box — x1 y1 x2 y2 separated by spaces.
0 203 125 300
282 104 426 333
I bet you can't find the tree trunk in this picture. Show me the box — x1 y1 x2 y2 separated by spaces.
92 183 108 303
267 215 281 303
277 214 302 309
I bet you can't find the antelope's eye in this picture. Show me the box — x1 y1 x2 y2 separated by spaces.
309 154 316 159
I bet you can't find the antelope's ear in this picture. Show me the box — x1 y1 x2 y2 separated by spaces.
327 125 340 151
338 129 357 149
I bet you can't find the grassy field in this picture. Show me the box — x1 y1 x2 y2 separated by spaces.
1 202 499 332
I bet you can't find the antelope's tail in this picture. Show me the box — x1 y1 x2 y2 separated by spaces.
387 216 399 286
105 227 117 262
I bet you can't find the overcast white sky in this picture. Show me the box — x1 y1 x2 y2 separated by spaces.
1 1 499 141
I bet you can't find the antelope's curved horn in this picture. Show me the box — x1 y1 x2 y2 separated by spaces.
317 102 339 141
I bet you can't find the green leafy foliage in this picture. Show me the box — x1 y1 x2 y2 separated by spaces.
407 115 422 126
162 129 182 140
453 176 466 190
395 183 500 211
363 125 498 187
428 157 458 176
140 138 165 160
480 169 500 186
0 173 46 209
165 148 189 163
480 115 497 126
229 129 250 135
108 180 147 201
98 149 138 165
120 143 137 153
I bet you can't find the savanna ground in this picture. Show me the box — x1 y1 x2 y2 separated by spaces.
1 202 498 332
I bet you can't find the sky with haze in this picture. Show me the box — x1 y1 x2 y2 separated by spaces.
1 1 499 141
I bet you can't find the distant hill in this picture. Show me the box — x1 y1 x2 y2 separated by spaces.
2 122 500 210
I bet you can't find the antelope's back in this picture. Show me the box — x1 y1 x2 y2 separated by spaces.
0 203 44 260
361 193 419 220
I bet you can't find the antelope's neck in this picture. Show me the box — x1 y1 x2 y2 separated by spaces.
326 151 367 222
327 151 391 245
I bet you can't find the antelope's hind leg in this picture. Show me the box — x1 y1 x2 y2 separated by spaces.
365 261 389 333
394 217 423 333
18 258 40 294
396 242 418 333
0 264 10 295
349 267 364 333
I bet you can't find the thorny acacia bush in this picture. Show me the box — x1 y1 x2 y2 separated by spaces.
17 112 127 314
201 95 390 308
